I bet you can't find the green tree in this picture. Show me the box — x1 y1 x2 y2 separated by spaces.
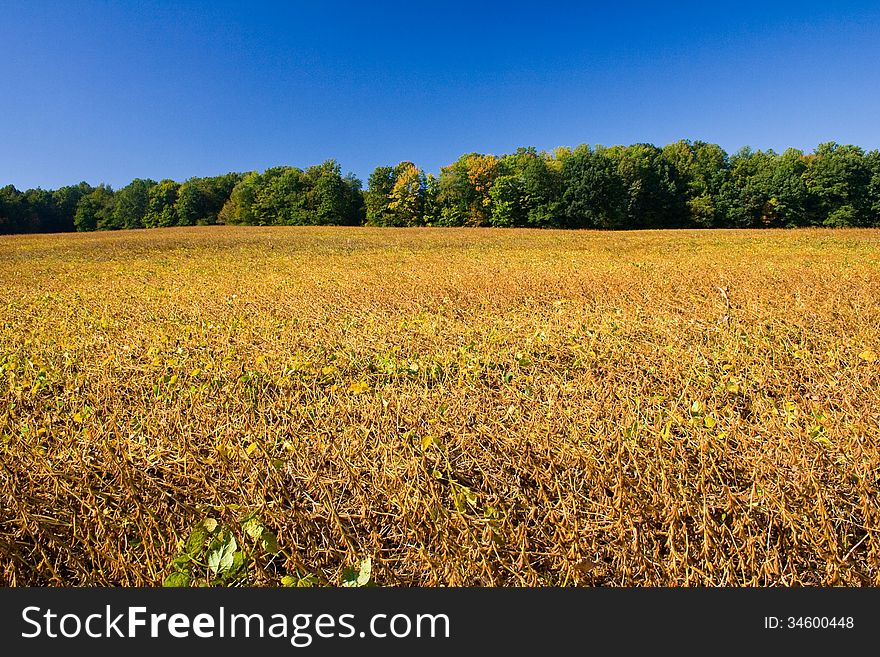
365 166 395 226
521 150 563 227
661 140 730 227
342 173 366 226
761 149 809 227
387 162 425 226
218 162 360 226
803 142 870 226
0 185 27 234
177 173 240 226
256 167 307 225
866 150 880 226
720 148 812 228
493 147 563 227
489 174 526 227
366 163 426 227
219 172 260 225
609 143 684 228
437 153 499 226
562 145 626 228
423 173 441 226
310 160 352 225
74 185 115 232
52 182 93 232
720 148 769 228
111 178 156 229
144 179 181 228
22 188 56 232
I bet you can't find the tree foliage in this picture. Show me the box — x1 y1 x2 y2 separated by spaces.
366 162 426 226
3 142 880 234
218 161 363 227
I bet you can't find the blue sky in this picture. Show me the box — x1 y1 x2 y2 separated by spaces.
2 1 880 190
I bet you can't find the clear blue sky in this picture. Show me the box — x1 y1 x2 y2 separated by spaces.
2 1 880 190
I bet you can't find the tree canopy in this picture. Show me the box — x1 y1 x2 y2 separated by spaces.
3 142 880 234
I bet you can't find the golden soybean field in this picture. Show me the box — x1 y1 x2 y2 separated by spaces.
1 226 879 586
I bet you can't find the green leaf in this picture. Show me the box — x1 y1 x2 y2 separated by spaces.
341 566 358 585
356 557 371 586
342 557 372 587
261 530 280 555
298 574 319 587
452 490 466 513
452 485 476 513
465 489 478 508
172 553 193 570
163 571 191 587
207 532 237 574
241 514 264 540
185 524 209 556
282 573 318 588
230 550 247 576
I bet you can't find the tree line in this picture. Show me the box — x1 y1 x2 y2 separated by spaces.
2 141 880 234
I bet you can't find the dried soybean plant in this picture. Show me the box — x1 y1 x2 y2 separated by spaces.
0 226 878 587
